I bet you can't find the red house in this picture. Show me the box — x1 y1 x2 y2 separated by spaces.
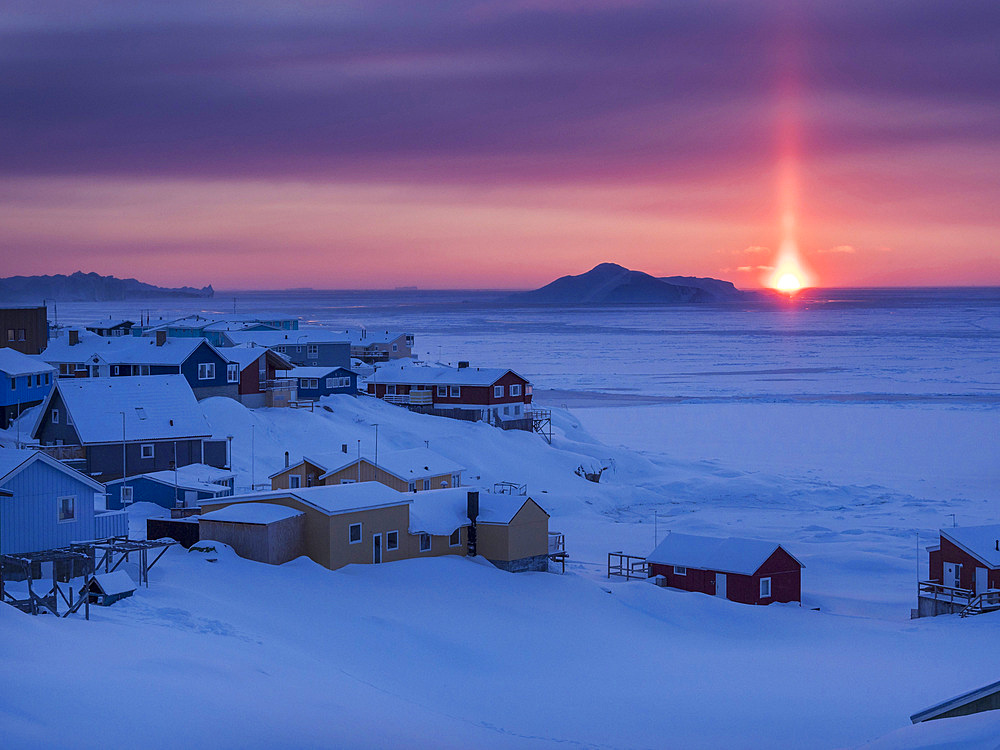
224 345 295 408
367 362 532 425
646 532 803 605
918 524 1000 617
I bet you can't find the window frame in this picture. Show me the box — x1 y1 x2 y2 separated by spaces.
494 385 504 398
449 385 460 398
449 528 462 547
510 383 522 396
349 522 362 544
227 363 239 383
419 533 431 552
140 443 154 459
57 495 76 523
51 408 60 424
673 565 687 576
386 530 399 551
289 474 301 489
437 385 447 397
759 577 772 598
198 362 216 381
120 486 134 505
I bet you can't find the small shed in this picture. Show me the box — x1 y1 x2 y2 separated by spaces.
85 571 137 606
199 502 305 565
646 532 803 605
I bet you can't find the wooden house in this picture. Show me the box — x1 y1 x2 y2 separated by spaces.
223 344 295 408
221 329 350 370
85 319 135 337
0 448 127 555
105 463 235 511
42 329 237 400
342 329 413 363
0 348 55 429
199 485 551 573
270 447 464 492
646 532 803 605
0 306 48 355
281 366 357 400
917 525 1000 617
367 362 533 426
31 375 228 482
137 313 299 346
199 503 306 565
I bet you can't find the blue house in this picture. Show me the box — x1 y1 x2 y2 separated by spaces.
41 329 237 400
0 449 127 555
0 349 55 429
105 463 235 511
282 366 357 400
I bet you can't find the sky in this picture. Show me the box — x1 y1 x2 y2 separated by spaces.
2 1 998 290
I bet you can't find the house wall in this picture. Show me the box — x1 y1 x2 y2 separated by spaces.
931 538 1000 590
271 342 350 369
238 358 261 395
323 460 408 491
1 307 48 355
648 547 801 605
85 439 212 482
1 369 53 410
0 459 101 555
476 500 549 563
35 390 80 446
295 369 357 400
271 460 330 490
180 342 235 394
199 514 306 565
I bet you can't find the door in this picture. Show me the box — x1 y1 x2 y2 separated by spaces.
715 573 727 599
944 562 961 588
976 567 989 594
373 533 382 564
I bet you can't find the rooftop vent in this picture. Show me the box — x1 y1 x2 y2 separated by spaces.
458 361 470 369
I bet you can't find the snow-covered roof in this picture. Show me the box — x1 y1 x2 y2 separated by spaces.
107 463 234 493
942 525 1000 569
340 329 407 347
315 447 464 482
646 532 801 576
223 328 349 347
200 503 303 525
42 335 222 366
372 362 527 387
224 344 291 371
282 366 349 378
88 571 136 596
0 448 106 491
407 489 542 536
0 348 55 377
219 482 409 516
42 375 211 444
87 319 133 329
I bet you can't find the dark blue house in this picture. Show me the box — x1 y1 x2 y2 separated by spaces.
105 463 235 511
0 349 55 429
282 366 357 400
41 329 237 400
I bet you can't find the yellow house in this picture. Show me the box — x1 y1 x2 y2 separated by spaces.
270 447 464 493
198 484 551 572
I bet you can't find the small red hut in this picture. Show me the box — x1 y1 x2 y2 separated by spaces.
647 532 803 605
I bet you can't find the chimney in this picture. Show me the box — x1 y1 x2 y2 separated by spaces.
466 491 479 557
341 443 348 454
284 451 290 468
69 329 79 346
155 330 167 346
458 361 469 369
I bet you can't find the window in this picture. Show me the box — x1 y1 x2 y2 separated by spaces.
386 384 396 395
391 343 398 352
340 479 357 484
9 378 14 389
134 407 146 420
510 384 522 397
513 405 521 415
140 444 154 459
113 365 120 376
673 566 687 575
51 408 59 424
387 530 399 551
437 385 447 397
449 528 461 547
760 577 772 598
5 329 13 342
57 495 76 522
276 346 286 353
349 523 362 543
422 479 430 490
17 329 25 341
34 374 41 386
494 385 504 398
503 406 510 416
289 474 301 488
227 363 239 383
120 486 134 505
307 344 319 358
140 365 150 376
449 385 460 397
326 377 336 389
44 373 50 385
451 474 460 487
419 533 431 552
198 362 215 380
408 481 416 492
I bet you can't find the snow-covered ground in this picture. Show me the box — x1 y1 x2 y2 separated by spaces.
3 290 997 747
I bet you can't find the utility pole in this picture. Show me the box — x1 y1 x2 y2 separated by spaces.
356 439 361 483
251 424 255 489
373 423 379 467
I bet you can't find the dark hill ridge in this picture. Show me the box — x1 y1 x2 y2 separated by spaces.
509 263 743 304
0 272 214 302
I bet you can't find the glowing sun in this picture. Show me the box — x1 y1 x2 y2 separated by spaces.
775 273 803 292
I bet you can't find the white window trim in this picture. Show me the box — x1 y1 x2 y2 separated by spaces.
198 362 216 380
510 384 521 396
386 530 399 551
437 385 447 397
289 474 301 489
349 522 362 544
227 363 239 383
760 577 772 598
57 495 76 523
51 408 60 424
673 566 687 575
449 528 462 547
419 533 431 552
494 385 504 398
140 443 154 459
120 486 134 505
449 385 460 397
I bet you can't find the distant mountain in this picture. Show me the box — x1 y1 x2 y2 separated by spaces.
0 272 214 302
509 263 744 304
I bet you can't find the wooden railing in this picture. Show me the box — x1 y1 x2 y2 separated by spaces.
961 590 1000 618
608 551 648 580
917 580 976 605
38 445 86 460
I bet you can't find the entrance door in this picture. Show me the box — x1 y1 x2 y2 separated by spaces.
976 567 989 594
715 573 727 599
944 562 961 588
373 533 382 564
